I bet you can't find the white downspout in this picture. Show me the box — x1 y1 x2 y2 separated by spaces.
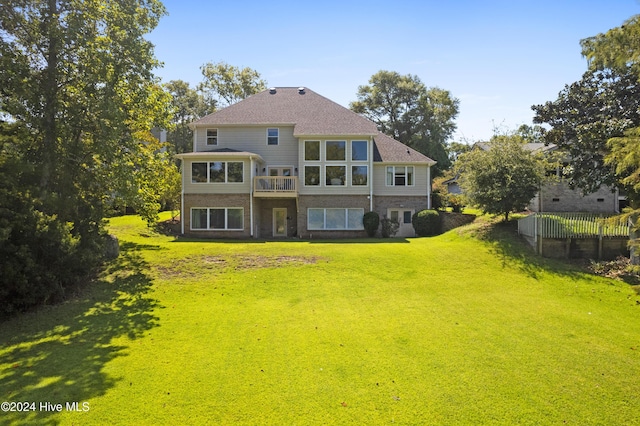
250 157 255 238
369 136 374 211
178 156 185 235
427 163 432 209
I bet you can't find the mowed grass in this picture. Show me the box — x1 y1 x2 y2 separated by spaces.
2 213 640 425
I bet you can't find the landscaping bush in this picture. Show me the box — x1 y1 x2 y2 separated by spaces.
412 209 441 236
381 216 399 238
363 211 380 237
446 194 466 213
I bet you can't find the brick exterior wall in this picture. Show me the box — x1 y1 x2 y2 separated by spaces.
530 182 618 213
183 193 433 239
297 195 370 239
183 193 252 238
254 198 298 238
373 196 429 218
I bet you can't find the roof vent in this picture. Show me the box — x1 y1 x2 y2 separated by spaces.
269 87 277 94
298 87 305 95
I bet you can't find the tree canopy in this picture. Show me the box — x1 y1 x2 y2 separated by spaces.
455 135 545 221
532 67 640 194
165 80 215 154
350 70 459 175
0 0 173 313
199 61 267 108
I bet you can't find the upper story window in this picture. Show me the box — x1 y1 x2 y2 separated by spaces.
206 129 218 145
192 161 244 183
304 140 320 161
351 141 368 161
351 166 368 186
267 128 279 145
326 141 346 161
386 166 414 186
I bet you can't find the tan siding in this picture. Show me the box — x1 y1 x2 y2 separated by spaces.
182 158 251 194
372 164 429 196
195 126 298 167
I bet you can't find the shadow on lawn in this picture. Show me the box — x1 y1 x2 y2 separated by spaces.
0 242 160 425
472 220 586 280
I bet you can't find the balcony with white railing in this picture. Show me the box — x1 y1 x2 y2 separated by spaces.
253 176 298 198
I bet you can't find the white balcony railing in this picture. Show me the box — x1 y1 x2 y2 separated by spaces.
253 176 298 197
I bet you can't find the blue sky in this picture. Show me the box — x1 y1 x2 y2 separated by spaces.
147 0 640 142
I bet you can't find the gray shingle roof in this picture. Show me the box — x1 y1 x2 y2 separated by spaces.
190 87 435 164
373 133 436 164
191 87 379 136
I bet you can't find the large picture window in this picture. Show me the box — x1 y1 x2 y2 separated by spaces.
351 141 368 161
326 166 346 186
305 140 320 161
191 208 244 230
209 162 225 183
326 141 346 161
191 161 244 183
351 166 368 186
307 208 364 230
192 162 208 183
304 166 320 186
386 166 414 186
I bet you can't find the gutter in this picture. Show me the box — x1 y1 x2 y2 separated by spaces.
369 135 374 211
250 156 255 238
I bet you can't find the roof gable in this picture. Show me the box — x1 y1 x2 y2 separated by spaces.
191 87 379 136
373 133 435 164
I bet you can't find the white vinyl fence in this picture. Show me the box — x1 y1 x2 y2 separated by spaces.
518 213 632 259
518 213 631 240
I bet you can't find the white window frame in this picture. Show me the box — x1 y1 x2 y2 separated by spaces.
307 208 365 231
325 165 346 186
351 140 368 161
190 207 244 231
267 128 279 145
325 140 346 161
304 140 321 161
304 165 321 186
191 161 244 184
351 165 368 186
386 166 415 187
206 128 218 145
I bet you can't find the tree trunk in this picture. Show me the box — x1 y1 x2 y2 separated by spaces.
39 0 60 199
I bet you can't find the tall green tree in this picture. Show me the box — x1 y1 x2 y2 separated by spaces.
455 135 545 222
581 14 640 77
199 61 267 108
165 80 214 154
581 15 640 206
0 0 172 311
350 70 459 175
532 67 640 194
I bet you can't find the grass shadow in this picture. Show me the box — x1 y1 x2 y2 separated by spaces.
466 218 588 281
0 243 160 424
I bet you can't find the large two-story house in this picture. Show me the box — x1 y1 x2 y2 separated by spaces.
176 87 436 239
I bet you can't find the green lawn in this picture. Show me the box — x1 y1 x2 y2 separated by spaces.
1 213 640 425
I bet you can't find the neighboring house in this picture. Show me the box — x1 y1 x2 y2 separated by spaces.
450 141 623 214
443 175 462 195
175 87 436 239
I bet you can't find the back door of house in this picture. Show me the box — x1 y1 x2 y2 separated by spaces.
388 209 415 237
273 208 287 237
